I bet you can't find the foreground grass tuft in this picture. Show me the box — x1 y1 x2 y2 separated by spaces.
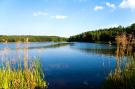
0 60 46 89
103 34 135 89
0 38 47 89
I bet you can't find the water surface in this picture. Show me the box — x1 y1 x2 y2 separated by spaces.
0 42 117 89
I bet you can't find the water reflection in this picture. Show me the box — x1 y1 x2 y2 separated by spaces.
38 42 116 89
28 42 69 49
70 43 116 56
0 42 117 89
0 42 70 50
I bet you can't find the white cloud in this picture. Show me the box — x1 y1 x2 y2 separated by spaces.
94 6 104 11
33 11 48 16
119 0 135 10
51 15 68 20
106 2 116 9
98 24 119 29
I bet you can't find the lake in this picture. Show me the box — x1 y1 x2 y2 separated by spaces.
0 42 117 89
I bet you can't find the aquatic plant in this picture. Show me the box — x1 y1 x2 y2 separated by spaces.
103 33 135 89
0 38 47 89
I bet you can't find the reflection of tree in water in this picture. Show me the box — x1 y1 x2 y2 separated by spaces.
103 34 135 89
71 45 116 56
29 42 69 49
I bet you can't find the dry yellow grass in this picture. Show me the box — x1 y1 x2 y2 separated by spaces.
103 34 135 89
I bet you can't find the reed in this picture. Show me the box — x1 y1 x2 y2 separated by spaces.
103 33 135 89
0 38 47 89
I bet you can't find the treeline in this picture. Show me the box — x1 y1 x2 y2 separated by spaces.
68 23 135 43
0 35 67 42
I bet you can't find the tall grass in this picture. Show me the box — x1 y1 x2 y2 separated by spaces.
0 38 47 89
103 33 135 89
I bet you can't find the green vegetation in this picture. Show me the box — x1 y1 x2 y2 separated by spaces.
103 34 135 89
0 39 47 89
0 59 46 89
1 23 135 43
0 35 67 42
68 23 135 43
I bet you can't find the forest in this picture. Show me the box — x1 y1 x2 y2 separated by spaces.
68 23 135 43
0 23 135 43
0 35 67 42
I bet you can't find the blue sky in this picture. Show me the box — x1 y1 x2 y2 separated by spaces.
0 0 135 37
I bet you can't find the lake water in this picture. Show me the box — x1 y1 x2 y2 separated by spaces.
0 42 117 89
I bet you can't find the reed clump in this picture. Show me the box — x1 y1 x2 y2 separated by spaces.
0 38 47 89
103 33 135 89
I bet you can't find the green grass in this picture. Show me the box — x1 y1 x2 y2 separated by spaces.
0 39 47 89
0 59 47 89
